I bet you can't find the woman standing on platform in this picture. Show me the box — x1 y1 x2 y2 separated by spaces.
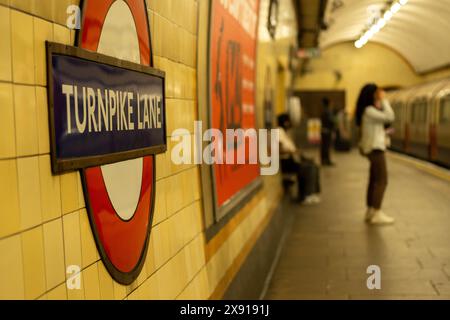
356 84 396 225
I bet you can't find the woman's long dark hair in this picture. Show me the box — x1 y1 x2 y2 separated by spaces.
355 83 378 127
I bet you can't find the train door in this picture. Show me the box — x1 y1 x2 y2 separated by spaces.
435 87 450 166
390 100 405 151
408 98 429 159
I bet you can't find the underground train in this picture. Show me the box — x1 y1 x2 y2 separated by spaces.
386 78 450 167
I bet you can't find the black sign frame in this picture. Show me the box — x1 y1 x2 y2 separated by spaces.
46 41 167 175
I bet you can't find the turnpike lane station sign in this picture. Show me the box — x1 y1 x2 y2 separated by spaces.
47 43 166 174
45 0 166 285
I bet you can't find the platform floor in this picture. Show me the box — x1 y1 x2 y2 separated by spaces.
265 151 450 300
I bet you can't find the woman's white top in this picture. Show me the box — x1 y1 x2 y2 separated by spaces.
359 99 395 155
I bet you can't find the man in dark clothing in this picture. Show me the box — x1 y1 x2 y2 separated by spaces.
278 114 321 204
320 97 335 166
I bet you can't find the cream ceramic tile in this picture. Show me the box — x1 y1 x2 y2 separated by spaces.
47 283 67 300
54 0 77 27
0 235 24 299
152 179 167 225
172 0 183 28
182 168 196 207
60 171 79 214
34 17 53 86
172 26 181 63
126 287 141 300
151 223 167 269
145 272 160 300
158 251 187 299
152 14 163 59
188 68 197 100
21 226 46 299
98 262 114 300
53 23 71 45
144 232 156 276
77 171 85 208
14 85 38 156
17 156 42 230
165 60 175 99
33 0 55 22
10 0 33 13
35 87 50 153
0 6 12 82
136 261 147 287
192 201 203 235
70 28 77 45
190 234 205 275
193 167 201 201
176 66 185 99
0 159 21 238
62 210 82 270
159 0 172 21
39 155 62 222
79 208 98 268
113 280 127 300
11 10 35 84
0 83 16 159
43 218 65 290
155 153 168 180
190 1 199 35
165 173 183 216
66 275 85 300
167 138 189 176
197 267 210 299
83 263 100 300
173 209 187 253
38 293 48 300
165 98 177 135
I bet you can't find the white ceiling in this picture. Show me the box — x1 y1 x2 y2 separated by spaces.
319 0 450 73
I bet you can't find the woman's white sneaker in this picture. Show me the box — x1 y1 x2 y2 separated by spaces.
370 210 395 225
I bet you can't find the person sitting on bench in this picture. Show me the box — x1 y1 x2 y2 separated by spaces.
278 113 321 205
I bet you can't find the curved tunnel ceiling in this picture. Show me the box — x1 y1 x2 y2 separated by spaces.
319 0 450 73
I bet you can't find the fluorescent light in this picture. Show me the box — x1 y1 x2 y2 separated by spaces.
355 0 408 49
391 2 401 13
371 24 380 34
384 11 393 20
377 18 386 29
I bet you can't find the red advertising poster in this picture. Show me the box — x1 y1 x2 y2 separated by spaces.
210 0 261 208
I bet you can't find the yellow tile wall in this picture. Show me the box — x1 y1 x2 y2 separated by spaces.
0 0 284 300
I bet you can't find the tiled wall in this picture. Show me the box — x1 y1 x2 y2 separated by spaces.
0 0 286 300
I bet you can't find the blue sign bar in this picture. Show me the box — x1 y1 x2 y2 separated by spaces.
47 42 166 173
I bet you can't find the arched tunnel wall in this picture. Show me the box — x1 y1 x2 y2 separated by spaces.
294 42 450 115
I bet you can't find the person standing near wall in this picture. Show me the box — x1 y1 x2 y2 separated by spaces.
320 97 335 166
356 84 396 225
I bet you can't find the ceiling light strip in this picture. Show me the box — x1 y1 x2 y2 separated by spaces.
354 0 408 49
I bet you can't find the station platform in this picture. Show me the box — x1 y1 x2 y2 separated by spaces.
264 151 450 300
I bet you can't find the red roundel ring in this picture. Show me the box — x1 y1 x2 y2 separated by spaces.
77 0 155 285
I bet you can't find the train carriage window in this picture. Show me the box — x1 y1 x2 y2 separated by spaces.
411 99 427 124
392 101 403 128
391 101 402 125
440 95 450 124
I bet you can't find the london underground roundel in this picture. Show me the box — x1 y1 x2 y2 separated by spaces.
78 0 155 285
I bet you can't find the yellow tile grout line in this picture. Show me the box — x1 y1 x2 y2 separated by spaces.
388 151 450 183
